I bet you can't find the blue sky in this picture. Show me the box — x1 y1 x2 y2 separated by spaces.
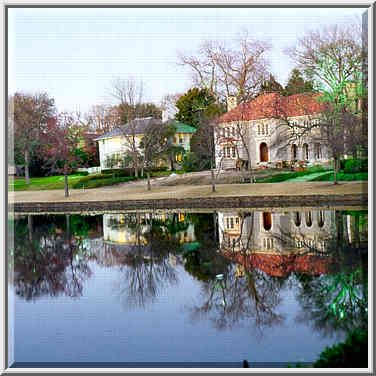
8 7 365 114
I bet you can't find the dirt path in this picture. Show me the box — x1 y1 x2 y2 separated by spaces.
9 181 368 203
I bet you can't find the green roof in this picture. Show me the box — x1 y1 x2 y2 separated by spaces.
168 120 197 134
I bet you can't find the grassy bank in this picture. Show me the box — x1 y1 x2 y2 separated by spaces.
8 170 184 191
9 174 85 191
256 166 327 183
310 171 368 182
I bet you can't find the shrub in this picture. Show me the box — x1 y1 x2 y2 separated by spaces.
182 152 201 172
151 166 168 172
310 171 367 182
342 158 368 174
313 330 368 368
310 172 333 182
72 175 139 189
101 168 133 177
74 171 89 176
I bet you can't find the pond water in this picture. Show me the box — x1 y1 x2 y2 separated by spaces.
8 208 368 367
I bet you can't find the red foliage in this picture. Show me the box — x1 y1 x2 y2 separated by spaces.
41 112 85 175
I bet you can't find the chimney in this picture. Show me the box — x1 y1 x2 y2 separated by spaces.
162 110 169 122
226 96 237 112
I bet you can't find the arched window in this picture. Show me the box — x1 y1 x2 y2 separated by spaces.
303 143 309 160
294 212 301 227
291 144 298 160
263 212 272 231
318 211 325 227
260 142 269 162
305 211 312 227
315 143 322 159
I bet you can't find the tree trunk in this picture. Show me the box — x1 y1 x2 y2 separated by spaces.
64 173 69 197
211 169 216 192
28 215 33 243
147 172 151 191
24 149 30 184
170 155 175 171
213 211 218 244
66 214 70 239
333 156 339 185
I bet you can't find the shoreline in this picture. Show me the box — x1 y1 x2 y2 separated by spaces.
9 181 368 213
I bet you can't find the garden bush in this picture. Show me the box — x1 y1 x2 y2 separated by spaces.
310 171 368 182
342 158 368 174
101 168 134 177
72 175 138 189
313 330 368 368
182 152 201 172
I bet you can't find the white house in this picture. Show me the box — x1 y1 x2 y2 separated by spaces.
94 117 196 170
214 92 330 170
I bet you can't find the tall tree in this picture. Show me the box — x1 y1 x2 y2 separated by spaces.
284 69 315 96
10 92 56 184
41 113 85 197
76 105 121 134
178 30 272 103
139 120 176 190
110 78 147 177
258 74 284 96
284 23 363 99
175 87 223 128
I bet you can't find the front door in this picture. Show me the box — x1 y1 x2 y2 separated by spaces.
260 143 268 162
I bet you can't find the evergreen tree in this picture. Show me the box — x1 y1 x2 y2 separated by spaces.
258 74 284 96
175 88 224 128
284 69 315 96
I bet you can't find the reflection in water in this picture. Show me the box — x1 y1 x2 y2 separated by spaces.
10 209 368 354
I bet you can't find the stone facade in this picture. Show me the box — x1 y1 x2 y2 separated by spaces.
214 93 331 169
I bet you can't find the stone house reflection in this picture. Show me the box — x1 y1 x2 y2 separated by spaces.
218 210 336 277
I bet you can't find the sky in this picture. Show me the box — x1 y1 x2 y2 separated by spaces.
8 6 366 114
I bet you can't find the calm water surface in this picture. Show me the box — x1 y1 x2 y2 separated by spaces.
8 209 368 366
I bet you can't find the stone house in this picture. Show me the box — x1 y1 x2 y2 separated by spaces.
94 117 196 170
214 92 330 170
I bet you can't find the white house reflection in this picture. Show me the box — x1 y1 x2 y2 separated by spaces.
217 210 365 278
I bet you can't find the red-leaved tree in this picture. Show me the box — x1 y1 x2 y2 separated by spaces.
41 113 85 197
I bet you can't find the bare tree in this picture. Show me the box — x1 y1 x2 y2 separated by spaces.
139 120 175 190
285 22 363 96
160 93 183 119
267 89 365 184
214 104 255 183
178 30 272 103
76 105 121 134
109 78 146 177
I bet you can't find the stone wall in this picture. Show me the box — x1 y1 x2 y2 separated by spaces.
11 194 367 214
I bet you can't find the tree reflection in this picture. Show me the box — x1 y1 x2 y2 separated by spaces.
186 212 285 335
273 210 368 338
12 214 95 300
109 213 183 309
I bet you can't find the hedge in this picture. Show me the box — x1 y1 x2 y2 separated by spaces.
313 330 367 368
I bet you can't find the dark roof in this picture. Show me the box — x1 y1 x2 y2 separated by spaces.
94 117 163 141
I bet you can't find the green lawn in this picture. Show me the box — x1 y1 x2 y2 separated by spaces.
8 170 184 191
255 167 327 183
310 171 368 182
256 167 367 184
9 174 85 191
